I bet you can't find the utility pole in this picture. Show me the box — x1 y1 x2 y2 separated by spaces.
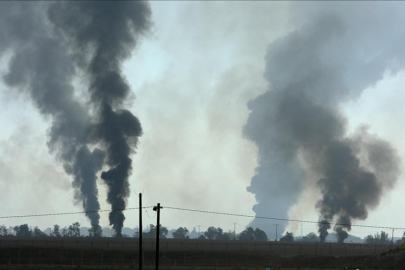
153 203 163 270
233 223 237 240
392 228 395 248
197 225 202 238
273 224 279 241
139 193 143 270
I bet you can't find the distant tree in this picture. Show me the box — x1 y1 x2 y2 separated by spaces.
204 227 229 240
67 222 81 237
14 224 32 237
254 228 268 241
172 227 189 239
280 232 294 242
0 225 8 236
395 232 405 245
239 227 255 241
223 230 234 240
365 234 375 244
198 234 206 240
301 232 319 243
61 227 69 237
204 227 218 240
33 227 47 237
144 224 168 238
50 225 61 237
239 227 268 241
380 231 390 244
401 232 405 243
365 231 391 245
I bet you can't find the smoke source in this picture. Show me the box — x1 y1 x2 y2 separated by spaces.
244 2 403 242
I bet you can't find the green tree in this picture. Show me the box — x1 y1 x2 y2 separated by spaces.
204 227 217 240
280 232 294 242
253 228 268 241
365 231 391 245
223 230 234 240
33 227 47 237
239 227 268 241
239 227 255 241
172 227 189 239
61 227 69 237
301 232 319 243
14 224 32 237
365 234 375 244
67 222 81 237
0 225 8 236
380 231 390 244
395 232 405 245
204 227 229 240
401 232 405 243
50 225 61 237
144 224 168 238
198 234 206 240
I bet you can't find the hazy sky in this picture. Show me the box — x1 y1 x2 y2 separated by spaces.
1 1 405 239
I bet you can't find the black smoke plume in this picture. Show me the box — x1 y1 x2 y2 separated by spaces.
48 1 152 236
0 2 105 234
244 2 403 242
318 220 331 243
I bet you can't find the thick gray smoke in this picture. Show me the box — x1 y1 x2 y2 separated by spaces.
244 2 403 242
0 1 150 236
0 2 105 235
48 1 151 236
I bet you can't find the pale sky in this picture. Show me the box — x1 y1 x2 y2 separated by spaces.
0 1 405 240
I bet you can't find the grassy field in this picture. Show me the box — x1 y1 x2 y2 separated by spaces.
0 244 403 269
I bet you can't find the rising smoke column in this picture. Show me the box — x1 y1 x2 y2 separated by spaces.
48 1 152 236
0 2 105 235
244 2 404 242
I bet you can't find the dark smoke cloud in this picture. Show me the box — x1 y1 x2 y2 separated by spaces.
69 147 105 235
244 2 404 242
0 2 105 233
48 1 152 236
318 220 331 243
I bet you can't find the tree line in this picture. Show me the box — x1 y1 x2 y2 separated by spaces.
139 225 268 241
0 223 81 237
0 223 269 241
2 223 404 244
278 231 405 245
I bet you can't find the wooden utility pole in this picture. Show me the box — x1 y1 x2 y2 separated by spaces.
153 203 163 270
139 193 143 270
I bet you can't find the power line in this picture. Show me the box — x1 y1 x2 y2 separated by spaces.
0 207 152 219
144 208 156 219
2 204 403 232
163 206 405 231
